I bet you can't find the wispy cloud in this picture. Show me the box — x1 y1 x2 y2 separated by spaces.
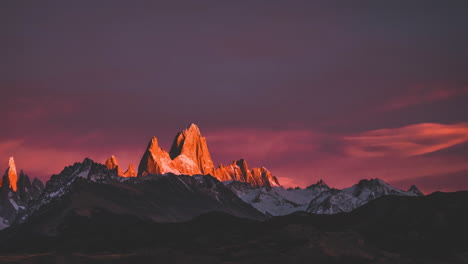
379 85 468 111
343 122 468 157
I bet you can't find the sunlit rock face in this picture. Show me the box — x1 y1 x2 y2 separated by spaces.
137 124 281 187
138 136 176 176
5 157 18 192
105 155 123 176
170 123 216 176
123 163 137 177
215 159 280 188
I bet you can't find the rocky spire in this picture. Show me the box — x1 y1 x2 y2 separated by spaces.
214 159 280 188
138 136 173 176
105 155 123 176
123 163 137 177
250 167 281 188
136 123 282 187
307 179 330 189
169 123 215 175
3 157 18 192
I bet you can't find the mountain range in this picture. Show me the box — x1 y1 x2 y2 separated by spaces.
3 124 465 263
0 124 423 229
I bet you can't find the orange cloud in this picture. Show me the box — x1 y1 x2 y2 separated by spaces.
343 123 468 157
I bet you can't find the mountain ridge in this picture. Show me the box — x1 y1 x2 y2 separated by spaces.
137 123 281 187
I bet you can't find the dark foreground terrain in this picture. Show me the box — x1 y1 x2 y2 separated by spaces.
1 191 467 264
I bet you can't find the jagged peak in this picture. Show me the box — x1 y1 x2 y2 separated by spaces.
123 163 137 177
186 123 201 134
82 157 96 166
9 157 16 170
5 156 18 192
307 179 330 189
147 136 161 152
235 159 249 170
105 155 119 170
137 124 280 187
408 185 424 196
357 178 387 186
32 177 43 185
169 123 205 159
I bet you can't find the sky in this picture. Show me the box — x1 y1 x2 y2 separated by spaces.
2 1 468 193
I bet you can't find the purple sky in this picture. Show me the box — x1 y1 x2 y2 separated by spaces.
2 1 468 193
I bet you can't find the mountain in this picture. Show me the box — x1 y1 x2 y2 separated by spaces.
216 159 280 188
123 163 136 177
138 123 280 187
3 157 18 191
104 155 123 176
225 179 329 216
169 123 216 175
306 178 423 214
104 155 136 177
306 189 363 214
226 178 423 216
15 158 265 234
407 184 424 196
0 157 44 229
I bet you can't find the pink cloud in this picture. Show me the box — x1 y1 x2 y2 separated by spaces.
343 122 468 157
379 85 468 111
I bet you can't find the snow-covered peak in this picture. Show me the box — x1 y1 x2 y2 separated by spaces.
343 178 408 201
306 179 330 190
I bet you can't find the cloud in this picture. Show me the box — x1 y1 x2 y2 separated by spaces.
343 122 468 157
379 85 468 111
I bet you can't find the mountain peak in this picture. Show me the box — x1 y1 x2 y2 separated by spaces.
138 136 174 176
307 179 330 189
148 136 160 153
137 124 281 187
123 163 137 177
4 157 18 192
105 155 123 176
408 185 424 196
187 123 201 134
105 155 119 170
169 123 215 175
235 159 249 173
